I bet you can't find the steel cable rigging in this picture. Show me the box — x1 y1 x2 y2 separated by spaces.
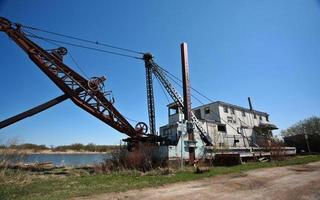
24 29 91 79
25 33 142 60
17 21 255 143
16 22 144 55
22 28 143 124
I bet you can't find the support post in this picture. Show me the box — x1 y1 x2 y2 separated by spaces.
181 42 195 164
304 125 311 153
180 132 184 169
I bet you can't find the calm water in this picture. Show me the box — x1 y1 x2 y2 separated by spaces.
1 153 111 166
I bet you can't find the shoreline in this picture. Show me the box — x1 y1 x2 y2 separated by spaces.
0 149 112 155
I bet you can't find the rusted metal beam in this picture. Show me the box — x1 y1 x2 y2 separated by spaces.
0 94 68 129
181 42 195 164
0 17 142 138
181 43 192 121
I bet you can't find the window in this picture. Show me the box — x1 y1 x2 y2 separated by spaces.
169 107 178 116
254 114 257 119
205 107 210 114
266 116 269 122
231 108 235 114
227 116 233 123
218 124 226 132
223 106 228 113
194 109 202 119
242 111 246 117
164 128 171 136
259 116 262 120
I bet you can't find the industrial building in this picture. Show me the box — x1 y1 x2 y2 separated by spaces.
159 99 292 160
0 17 296 164
192 100 278 147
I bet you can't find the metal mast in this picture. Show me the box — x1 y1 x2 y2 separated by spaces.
143 52 213 147
144 53 156 135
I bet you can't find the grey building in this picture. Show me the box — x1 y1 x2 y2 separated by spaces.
159 100 279 160
192 101 278 147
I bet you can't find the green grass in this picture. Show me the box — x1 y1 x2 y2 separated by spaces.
1 155 320 200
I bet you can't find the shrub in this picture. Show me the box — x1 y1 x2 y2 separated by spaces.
95 143 167 173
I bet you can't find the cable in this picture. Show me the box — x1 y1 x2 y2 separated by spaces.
18 24 144 55
155 74 170 104
24 29 90 79
156 64 244 139
161 65 259 146
68 52 89 79
19 23 260 145
161 68 248 141
156 65 244 136
24 29 60 47
25 33 142 60
123 115 140 123
164 72 205 105
158 66 215 103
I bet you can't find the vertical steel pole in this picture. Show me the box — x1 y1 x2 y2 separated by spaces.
181 43 192 120
181 132 184 169
181 42 195 164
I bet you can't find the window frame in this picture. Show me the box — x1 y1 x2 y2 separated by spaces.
223 106 228 113
204 107 210 114
242 110 246 117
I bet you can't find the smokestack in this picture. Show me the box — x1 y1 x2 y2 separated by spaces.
248 97 253 111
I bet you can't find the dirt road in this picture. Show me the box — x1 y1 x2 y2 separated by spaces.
74 161 320 200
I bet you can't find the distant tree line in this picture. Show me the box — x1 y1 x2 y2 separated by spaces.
53 143 119 152
282 116 320 153
1 143 48 151
0 143 119 152
281 116 320 137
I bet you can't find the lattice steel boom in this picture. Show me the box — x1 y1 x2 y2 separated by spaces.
0 17 149 140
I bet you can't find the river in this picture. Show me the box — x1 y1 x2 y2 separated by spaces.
0 153 111 166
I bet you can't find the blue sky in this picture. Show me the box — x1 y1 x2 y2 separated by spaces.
0 0 319 146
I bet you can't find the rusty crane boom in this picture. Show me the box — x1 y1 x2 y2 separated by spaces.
0 17 211 157
0 17 161 147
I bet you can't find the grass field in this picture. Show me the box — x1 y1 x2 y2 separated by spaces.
1 155 320 200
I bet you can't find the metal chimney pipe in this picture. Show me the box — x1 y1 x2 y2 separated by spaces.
248 97 253 111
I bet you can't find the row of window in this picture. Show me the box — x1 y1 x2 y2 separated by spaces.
202 106 269 122
222 106 269 122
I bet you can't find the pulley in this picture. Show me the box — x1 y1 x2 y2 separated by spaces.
88 76 106 92
135 122 148 134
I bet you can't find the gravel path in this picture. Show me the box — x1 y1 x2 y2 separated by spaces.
73 161 320 200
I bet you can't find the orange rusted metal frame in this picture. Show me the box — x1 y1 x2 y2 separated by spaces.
0 17 141 138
